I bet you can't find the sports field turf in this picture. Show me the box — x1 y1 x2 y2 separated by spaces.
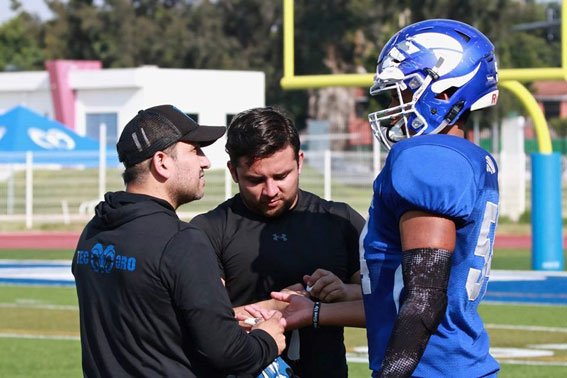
2 247 559 270
1 248 566 377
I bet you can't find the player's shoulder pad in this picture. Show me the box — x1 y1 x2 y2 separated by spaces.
389 137 478 219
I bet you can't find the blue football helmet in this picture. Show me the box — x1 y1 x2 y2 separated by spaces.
368 19 499 149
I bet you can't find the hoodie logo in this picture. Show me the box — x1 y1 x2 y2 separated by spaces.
76 243 136 273
91 243 115 273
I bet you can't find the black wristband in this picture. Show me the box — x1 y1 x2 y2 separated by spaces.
312 301 321 328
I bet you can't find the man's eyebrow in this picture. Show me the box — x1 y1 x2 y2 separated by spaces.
241 172 265 180
273 168 293 177
242 168 293 180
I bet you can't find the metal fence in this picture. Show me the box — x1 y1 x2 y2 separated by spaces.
0 149 565 229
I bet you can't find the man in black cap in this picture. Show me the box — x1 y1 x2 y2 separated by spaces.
72 105 286 378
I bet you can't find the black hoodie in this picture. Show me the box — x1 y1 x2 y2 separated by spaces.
72 191 278 378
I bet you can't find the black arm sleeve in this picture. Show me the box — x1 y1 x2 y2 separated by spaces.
160 226 278 375
378 248 452 378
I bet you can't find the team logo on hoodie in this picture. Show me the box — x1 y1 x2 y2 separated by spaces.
76 243 136 273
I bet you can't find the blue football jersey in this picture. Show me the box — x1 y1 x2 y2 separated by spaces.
361 134 500 377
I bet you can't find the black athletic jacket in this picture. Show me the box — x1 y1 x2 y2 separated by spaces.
72 191 278 378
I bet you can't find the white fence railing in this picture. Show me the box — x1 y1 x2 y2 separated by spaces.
0 149 565 229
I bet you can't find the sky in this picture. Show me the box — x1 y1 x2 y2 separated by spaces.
0 0 54 25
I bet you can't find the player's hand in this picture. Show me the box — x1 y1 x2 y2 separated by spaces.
271 291 314 330
304 269 350 302
253 311 287 355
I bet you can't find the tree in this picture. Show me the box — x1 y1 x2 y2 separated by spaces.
1 0 559 138
0 13 45 71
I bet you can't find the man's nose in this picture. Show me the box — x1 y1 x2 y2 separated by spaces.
263 179 279 197
200 155 211 169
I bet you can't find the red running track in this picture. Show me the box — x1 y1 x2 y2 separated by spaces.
0 233 80 250
0 232 548 250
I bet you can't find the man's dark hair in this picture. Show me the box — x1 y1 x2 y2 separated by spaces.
122 143 177 185
226 107 300 167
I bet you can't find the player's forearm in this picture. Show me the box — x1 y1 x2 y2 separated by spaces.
343 283 363 301
378 248 452 377
318 300 366 328
377 293 437 377
234 299 287 317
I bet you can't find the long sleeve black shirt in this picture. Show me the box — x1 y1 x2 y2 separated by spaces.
72 191 278 378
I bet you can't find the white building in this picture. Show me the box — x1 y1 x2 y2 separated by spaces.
0 63 265 168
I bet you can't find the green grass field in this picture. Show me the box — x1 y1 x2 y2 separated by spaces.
1 248 566 377
3 247 561 271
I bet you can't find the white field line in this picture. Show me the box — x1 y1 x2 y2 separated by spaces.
0 333 79 341
485 324 567 333
483 300 567 307
498 360 567 367
0 302 78 311
347 354 567 367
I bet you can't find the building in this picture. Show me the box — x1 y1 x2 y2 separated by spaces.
533 80 567 121
0 61 265 168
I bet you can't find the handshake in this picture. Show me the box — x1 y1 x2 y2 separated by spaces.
235 268 365 355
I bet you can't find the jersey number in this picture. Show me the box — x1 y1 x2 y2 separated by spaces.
466 201 498 301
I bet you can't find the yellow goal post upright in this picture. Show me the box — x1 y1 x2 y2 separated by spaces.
280 0 565 271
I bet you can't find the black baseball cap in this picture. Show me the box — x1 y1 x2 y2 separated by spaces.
117 104 226 168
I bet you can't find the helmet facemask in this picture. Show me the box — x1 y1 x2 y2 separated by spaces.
369 58 444 150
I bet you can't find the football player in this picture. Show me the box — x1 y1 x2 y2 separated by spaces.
361 19 500 377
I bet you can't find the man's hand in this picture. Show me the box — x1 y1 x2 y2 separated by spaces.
304 269 360 302
283 282 309 295
252 310 287 355
271 291 314 330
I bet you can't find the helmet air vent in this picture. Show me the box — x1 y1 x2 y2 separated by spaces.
455 30 471 42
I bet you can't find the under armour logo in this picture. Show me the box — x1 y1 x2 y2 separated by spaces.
272 233 288 242
485 156 496 174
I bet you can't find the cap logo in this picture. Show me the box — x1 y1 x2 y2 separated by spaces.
140 127 150 146
131 132 143 152
131 127 152 153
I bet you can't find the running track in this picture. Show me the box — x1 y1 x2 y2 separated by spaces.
0 233 545 250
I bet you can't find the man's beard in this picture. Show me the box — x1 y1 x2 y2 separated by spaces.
170 183 203 208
